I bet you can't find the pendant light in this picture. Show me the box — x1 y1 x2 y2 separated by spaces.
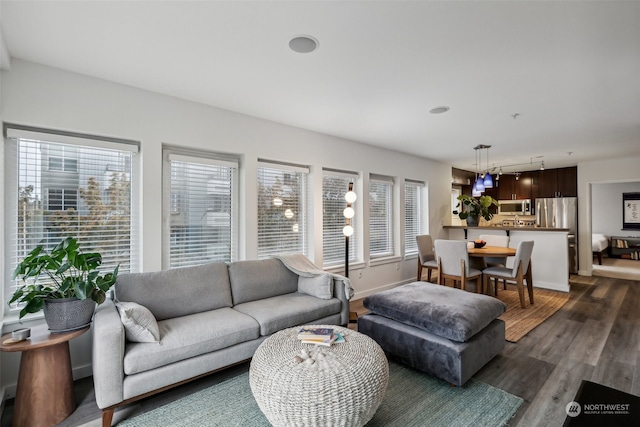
483 146 494 188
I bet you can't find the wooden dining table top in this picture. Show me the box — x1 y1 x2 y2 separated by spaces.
467 245 517 257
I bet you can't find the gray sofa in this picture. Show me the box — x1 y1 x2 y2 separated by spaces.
92 257 351 426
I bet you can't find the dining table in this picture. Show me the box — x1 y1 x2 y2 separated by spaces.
467 245 517 258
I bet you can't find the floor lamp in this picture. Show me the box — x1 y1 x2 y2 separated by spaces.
343 183 358 324
343 183 356 277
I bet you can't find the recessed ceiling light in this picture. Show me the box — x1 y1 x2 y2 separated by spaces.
429 106 450 114
289 35 319 53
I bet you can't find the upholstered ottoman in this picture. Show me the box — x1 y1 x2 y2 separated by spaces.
358 281 506 386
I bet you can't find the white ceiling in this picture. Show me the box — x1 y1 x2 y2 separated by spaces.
1 1 639 173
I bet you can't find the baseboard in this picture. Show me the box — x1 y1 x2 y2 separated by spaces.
352 278 415 300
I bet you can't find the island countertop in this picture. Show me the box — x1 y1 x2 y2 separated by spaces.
443 225 570 232
445 226 571 292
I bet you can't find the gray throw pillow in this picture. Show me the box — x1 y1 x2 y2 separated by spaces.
116 301 161 343
298 274 333 299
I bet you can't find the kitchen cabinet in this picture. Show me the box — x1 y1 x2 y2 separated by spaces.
538 167 577 198
495 172 533 200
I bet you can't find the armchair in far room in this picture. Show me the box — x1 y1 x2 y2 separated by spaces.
416 235 438 283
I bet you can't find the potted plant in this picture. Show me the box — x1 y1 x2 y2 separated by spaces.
456 194 499 226
9 236 119 332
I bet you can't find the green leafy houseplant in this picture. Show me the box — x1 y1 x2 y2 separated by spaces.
9 236 119 320
456 194 499 222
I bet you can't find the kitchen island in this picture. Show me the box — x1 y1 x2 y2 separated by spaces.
444 225 571 292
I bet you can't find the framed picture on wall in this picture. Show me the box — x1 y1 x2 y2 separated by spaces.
622 192 640 230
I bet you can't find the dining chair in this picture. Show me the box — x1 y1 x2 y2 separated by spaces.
482 240 534 308
479 234 510 291
434 239 483 293
416 235 438 283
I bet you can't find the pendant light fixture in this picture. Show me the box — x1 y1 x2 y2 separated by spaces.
483 145 493 188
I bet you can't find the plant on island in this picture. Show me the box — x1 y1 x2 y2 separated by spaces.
456 194 499 222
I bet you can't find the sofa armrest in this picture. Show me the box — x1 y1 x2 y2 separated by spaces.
92 299 126 409
333 277 350 326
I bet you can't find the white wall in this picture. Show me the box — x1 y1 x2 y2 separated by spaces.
578 156 640 275
592 182 640 238
0 59 453 395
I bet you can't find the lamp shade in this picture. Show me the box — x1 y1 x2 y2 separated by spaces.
483 173 494 188
343 207 355 219
345 191 357 203
343 225 354 237
474 176 485 192
284 209 294 219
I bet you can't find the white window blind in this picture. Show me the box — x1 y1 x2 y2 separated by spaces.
164 151 238 269
369 176 394 258
404 180 424 256
5 127 139 309
257 161 308 259
322 170 359 266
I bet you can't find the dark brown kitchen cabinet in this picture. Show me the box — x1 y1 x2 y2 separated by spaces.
495 172 533 200
538 167 577 198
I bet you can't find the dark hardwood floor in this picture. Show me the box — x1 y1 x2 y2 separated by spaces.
2 274 639 427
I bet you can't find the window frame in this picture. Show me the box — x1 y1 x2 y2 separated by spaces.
368 174 396 260
4 125 140 318
404 179 425 258
322 168 361 267
257 160 309 260
162 148 239 269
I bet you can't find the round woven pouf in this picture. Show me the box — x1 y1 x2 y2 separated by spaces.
249 325 389 427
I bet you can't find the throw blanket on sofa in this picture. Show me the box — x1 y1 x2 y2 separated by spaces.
273 254 354 300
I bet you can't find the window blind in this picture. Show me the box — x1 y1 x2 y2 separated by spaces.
165 152 238 268
257 161 308 259
369 176 394 258
322 170 359 266
5 127 139 309
404 180 424 256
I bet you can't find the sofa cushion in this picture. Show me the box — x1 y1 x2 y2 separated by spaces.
298 274 333 299
234 293 342 335
123 307 259 375
363 282 506 342
115 262 232 321
116 301 160 343
228 258 298 305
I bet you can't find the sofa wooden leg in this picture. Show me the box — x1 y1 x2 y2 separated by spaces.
102 408 115 427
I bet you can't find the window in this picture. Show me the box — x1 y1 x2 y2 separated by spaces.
163 150 238 269
257 161 308 259
322 169 359 266
404 180 424 256
48 145 78 172
5 126 139 310
369 175 394 258
47 189 78 211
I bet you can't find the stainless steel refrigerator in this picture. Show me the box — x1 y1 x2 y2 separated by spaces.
536 197 578 273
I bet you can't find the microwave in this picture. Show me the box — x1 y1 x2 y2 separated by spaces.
498 199 532 215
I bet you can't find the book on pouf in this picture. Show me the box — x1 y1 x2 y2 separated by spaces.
297 327 334 341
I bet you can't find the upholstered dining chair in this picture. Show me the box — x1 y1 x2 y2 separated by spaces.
434 239 483 293
416 235 438 283
479 234 510 291
482 240 535 308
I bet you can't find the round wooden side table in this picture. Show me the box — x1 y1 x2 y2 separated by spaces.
0 324 89 427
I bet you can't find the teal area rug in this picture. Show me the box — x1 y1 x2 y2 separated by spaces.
117 361 522 427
